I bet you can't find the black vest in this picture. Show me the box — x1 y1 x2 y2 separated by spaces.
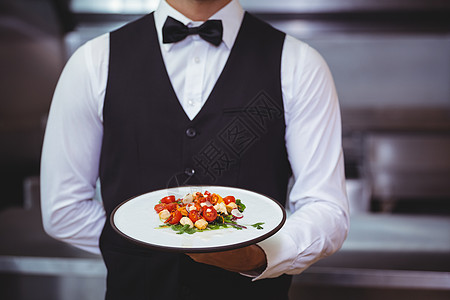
100 12 292 300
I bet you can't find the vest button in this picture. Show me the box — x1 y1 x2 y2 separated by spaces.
184 168 195 176
186 127 197 138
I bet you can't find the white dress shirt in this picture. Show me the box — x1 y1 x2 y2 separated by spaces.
41 0 349 280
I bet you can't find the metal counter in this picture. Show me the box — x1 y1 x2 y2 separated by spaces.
1 190 449 299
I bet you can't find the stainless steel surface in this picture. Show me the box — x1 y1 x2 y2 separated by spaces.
363 133 450 211
346 179 370 214
294 268 450 290
0 256 105 277
70 0 450 14
341 214 450 254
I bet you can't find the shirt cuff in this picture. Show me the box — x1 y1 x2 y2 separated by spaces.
252 232 298 280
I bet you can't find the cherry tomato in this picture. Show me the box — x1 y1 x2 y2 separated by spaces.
168 210 182 225
195 197 206 204
223 196 236 205
204 194 211 202
202 206 217 222
161 195 176 204
193 192 207 203
154 203 166 213
210 194 220 205
166 202 177 212
188 210 202 223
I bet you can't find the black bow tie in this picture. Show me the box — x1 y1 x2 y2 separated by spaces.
162 16 223 46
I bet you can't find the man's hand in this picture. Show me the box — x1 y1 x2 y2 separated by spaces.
187 244 267 273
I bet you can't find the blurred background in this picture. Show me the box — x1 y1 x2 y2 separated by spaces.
0 0 449 299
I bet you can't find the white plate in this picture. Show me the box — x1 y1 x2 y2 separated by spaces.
111 185 286 253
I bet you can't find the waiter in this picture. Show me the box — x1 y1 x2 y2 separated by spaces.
40 0 349 299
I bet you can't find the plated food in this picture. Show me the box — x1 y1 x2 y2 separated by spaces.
111 186 286 252
154 191 264 234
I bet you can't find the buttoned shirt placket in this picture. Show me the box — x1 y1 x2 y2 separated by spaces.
183 32 209 119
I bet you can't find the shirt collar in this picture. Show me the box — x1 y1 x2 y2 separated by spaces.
154 0 244 51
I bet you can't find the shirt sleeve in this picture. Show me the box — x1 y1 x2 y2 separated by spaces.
254 35 350 279
40 34 109 254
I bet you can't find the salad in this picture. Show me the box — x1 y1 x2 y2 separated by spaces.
153 191 264 234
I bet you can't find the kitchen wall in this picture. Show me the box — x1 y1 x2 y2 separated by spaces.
67 0 450 109
1 0 450 210
299 33 450 109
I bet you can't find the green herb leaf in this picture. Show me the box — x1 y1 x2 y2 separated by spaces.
251 222 265 230
170 224 196 234
236 199 246 212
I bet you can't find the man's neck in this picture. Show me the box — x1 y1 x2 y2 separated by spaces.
166 0 232 21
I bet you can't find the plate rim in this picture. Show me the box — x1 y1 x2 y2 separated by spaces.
110 185 286 253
